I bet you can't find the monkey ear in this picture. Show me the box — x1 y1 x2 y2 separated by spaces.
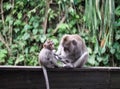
63 36 68 42
72 40 77 45
43 44 46 48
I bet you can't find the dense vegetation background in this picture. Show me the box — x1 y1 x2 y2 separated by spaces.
0 0 120 66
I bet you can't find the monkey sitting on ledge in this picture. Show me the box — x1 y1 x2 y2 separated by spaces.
39 39 66 89
39 39 65 68
38 35 88 89
56 34 89 68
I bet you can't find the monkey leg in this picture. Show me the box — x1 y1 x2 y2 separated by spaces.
73 52 89 68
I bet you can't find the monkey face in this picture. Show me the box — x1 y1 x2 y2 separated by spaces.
63 39 77 53
49 43 54 50
43 39 54 50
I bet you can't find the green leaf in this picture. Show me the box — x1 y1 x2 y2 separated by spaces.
68 7 74 13
0 49 7 54
115 52 120 60
110 47 115 54
22 33 30 40
0 58 5 63
87 54 95 65
17 12 22 19
7 58 14 65
58 23 69 30
33 22 39 28
97 56 103 62
15 55 24 65
115 6 120 16
24 24 32 30
25 48 29 54
0 49 8 63
74 0 81 5
30 47 35 53
87 47 92 54
14 20 22 26
14 28 20 33
94 38 99 54
6 15 13 25
101 47 106 54
5 3 12 10
40 35 46 43
33 29 38 35
115 30 120 40
103 55 109 65
30 46 38 52
50 36 59 45
114 21 120 27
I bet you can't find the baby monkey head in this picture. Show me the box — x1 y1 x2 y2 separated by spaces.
43 39 54 50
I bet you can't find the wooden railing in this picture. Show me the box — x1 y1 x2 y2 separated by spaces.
0 66 120 89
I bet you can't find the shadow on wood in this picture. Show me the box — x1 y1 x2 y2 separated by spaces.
0 66 120 89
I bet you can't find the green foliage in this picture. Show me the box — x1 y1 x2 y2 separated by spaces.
0 0 45 65
0 49 7 64
0 0 120 66
85 0 120 66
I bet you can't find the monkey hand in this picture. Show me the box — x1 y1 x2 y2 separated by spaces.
52 49 56 53
63 63 74 68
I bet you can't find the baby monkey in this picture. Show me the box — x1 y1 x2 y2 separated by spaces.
39 39 63 68
39 39 64 89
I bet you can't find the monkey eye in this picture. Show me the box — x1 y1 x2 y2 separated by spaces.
64 47 70 52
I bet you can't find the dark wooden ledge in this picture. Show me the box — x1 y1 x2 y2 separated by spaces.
0 66 120 89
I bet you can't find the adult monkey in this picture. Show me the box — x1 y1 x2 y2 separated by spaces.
56 34 89 68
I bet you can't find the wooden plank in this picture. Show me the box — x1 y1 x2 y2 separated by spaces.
0 66 45 89
48 69 109 89
0 66 120 89
110 69 120 89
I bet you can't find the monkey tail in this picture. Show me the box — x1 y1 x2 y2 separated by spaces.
42 66 50 89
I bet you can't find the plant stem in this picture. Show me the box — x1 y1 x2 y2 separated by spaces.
0 0 4 24
0 32 11 55
42 0 51 34
53 15 66 34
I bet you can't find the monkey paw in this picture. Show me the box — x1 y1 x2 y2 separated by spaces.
63 63 73 68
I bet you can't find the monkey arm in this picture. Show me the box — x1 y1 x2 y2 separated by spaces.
56 45 63 55
50 54 65 68
53 53 67 64
54 54 74 68
73 52 89 68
